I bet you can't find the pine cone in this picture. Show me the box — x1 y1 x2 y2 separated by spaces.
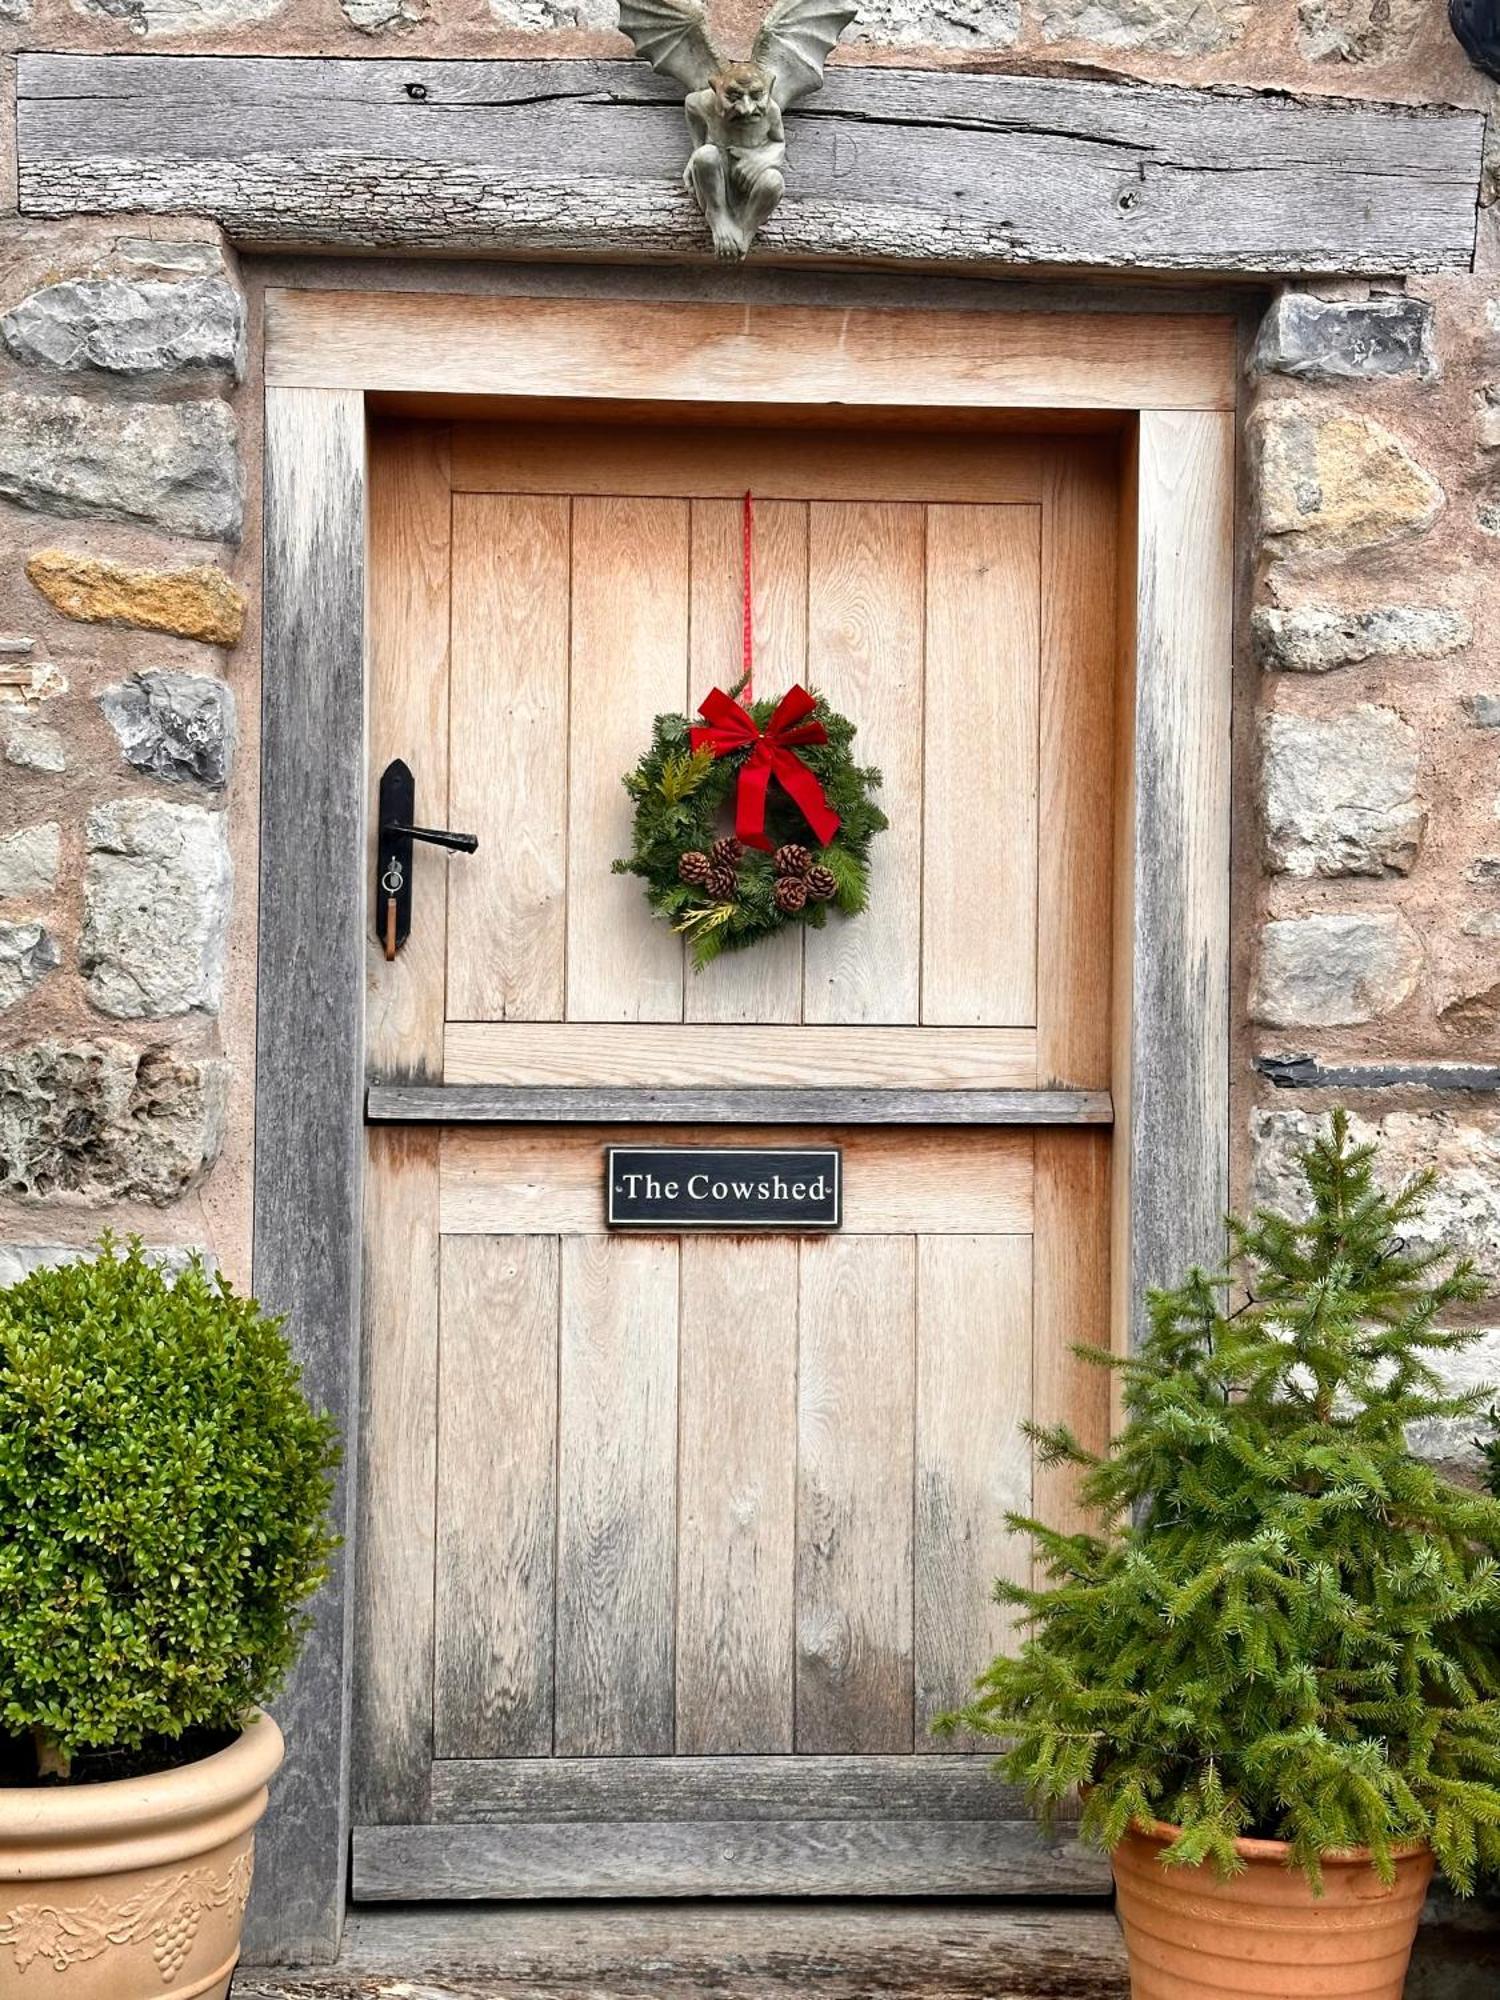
711 835 744 870
707 863 740 901
805 864 838 902
774 843 811 878
774 874 809 914
679 850 712 887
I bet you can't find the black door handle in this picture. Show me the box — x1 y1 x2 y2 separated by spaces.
376 759 478 960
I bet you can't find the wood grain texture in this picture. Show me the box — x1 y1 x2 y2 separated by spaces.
352 1816 1105 1900
567 496 688 1021
351 1130 439 1826
686 497 806 1026
676 1237 798 1754
371 1084 1112 1126
445 1022 1036 1088
455 424 1044 503
448 494 569 1023
803 504 925 1025
1124 412 1233 1345
263 290 1237 411
22 56 1482 278
430 1754 1030 1822
921 506 1040 1027
366 418 450 1082
1033 1131 1113 1545
440 1125 1034 1237
248 385 366 1967
435 1236 559 1758
915 1236 1032 1746
1038 443 1118 1090
236 1900 1128 2000
555 1235 679 1756
796 1237 916 1755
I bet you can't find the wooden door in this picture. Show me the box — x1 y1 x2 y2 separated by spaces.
352 414 1119 1901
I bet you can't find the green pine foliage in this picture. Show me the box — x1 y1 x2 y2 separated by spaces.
1482 1411 1500 1501
614 691 887 968
0 1238 340 1782
941 1112 1500 1891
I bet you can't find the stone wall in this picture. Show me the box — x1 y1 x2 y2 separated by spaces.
1 0 1499 1464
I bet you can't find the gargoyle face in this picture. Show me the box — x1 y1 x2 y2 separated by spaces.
712 62 773 122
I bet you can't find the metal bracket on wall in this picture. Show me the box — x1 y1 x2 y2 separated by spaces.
375 757 478 960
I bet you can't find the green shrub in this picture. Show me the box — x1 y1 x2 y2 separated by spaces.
0 1238 339 1779
1482 1410 1500 1501
941 1111 1500 1891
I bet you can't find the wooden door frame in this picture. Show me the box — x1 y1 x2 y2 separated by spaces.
249 286 1235 1965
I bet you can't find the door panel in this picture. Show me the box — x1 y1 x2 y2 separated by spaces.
356 414 1118 1898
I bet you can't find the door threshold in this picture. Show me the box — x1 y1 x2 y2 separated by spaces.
237 1899 1128 1997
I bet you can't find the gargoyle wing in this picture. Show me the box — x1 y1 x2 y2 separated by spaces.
750 0 857 108
616 0 723 93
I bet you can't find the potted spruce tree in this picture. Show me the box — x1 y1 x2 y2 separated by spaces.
944 1114 1500 2000
0 1239 338 1999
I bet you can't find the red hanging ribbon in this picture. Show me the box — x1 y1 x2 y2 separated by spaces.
691 683 842 854
741 490 755 701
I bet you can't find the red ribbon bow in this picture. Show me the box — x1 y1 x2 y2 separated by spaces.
691 684 842 854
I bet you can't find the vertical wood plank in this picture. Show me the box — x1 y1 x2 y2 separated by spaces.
351 1126 438 1822
915 1234 1033 1747
1033 1130 1112 1547
921 505 1040 1026
803 503 925 1025
796 1235 915 1754
676 1236 798 1754
248 384 366 1967
365 418 450 1081
1123 412 1233 1351
555 1234 679 1755
567 497 688 1023
686 497 807 1025
448 494 570 1023
435 1233 559 1758
1038 443 1118 1089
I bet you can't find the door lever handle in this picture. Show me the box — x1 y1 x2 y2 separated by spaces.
379 821 479 854
376 759 477 961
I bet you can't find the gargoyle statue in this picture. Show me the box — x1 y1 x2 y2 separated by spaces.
616 0 857 261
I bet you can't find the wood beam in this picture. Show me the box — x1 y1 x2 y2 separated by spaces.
16 53 1482 277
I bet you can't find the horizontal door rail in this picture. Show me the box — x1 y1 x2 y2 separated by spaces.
365 1085 1112 1126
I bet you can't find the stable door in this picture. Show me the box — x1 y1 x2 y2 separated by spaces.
352 413 1119 1900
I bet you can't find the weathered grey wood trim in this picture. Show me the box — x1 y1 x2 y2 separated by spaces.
430 1754 1042 1823
366 1085 1114 1126
352 1819 1111 1899
15 53 1483 277
247 387 368 1967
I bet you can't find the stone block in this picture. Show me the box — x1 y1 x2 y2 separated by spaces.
1252 400 1444 557
72 0 286 28
1259 705 1423 878
3 717 66 774
0 823 60 900
1296 0 1426 64
1 274 246 384
0 1242 208 1287
0 922 59 1011
0 392 241 542
82 798 231 1019
100 671 236 788
849 0 1019 44
26 551 246 646
342 0 430 25
1463 695 1500 728
1250 294 1437 384
1252 910 1422 1027
0 1040 228 1205
1036 0 1247 51
1252 604 1470 674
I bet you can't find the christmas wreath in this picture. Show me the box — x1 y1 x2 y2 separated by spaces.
614 678 887 969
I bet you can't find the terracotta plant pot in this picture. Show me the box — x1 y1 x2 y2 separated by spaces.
0 1709 283 2000
1111 1817 1434 2000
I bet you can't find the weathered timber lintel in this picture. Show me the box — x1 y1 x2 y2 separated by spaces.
1256 1054 1500 1093
366 1085 1113 1126
14 53 1483 276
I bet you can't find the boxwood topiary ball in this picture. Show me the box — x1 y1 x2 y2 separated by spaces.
0 1237 340 1775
